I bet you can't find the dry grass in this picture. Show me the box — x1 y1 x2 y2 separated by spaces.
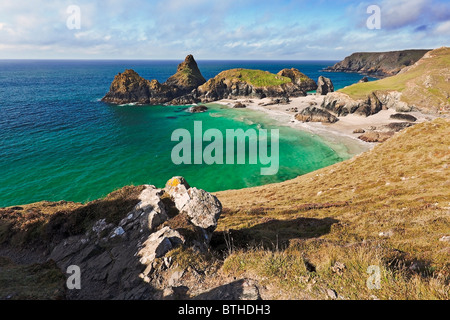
0 257 66 300
214 118 450 299
339 47 450 113
0 185 144 246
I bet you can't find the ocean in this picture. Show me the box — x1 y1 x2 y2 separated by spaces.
0 59 373 207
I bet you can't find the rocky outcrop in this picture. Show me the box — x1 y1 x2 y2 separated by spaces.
277 68 318 92
358 131 394 143
316 76 334 95
196 68 313 102
321 92 385 117
358 76 369 83
187 105 208 113
233 102 246 108
103 59 320 106
358 122 415 143
295 107 338 123
165 54 206 94
45 177 223 299
324 49 429 78
102 55 205 105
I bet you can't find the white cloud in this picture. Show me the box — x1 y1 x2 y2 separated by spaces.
435 21 450 34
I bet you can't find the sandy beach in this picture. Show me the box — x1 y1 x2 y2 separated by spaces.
212 95 438 158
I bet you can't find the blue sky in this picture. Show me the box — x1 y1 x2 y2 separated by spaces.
0 0 449 60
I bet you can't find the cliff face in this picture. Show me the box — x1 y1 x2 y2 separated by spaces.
165 54 206 94
324 49 430 78
101 55 206 105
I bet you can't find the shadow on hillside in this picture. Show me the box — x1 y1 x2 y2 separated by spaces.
211 217 339 252
44 198 141 243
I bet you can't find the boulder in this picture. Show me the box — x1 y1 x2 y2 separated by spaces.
316 76 334 95
181 188 222 231
390 113 417 122
354 92 383 117
358 76 369 83
358 131 394 143
187 105 208 113
295 107 338 123
233 102 247 108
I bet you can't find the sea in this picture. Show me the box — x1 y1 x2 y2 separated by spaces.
0 59 374 207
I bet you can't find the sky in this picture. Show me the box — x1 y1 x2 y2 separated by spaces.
0 0 449 60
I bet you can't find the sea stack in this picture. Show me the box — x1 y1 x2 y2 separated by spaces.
102 55 206 105
316 76 334 95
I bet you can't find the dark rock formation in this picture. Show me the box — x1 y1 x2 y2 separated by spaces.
165 54 206 95
390 113 417 122
358 76 369 83
101 69 176 105
102 55 206 105
316 76 334 95
187 105 208 113
295 107 338 123
324 49 429 78
277 68 318 92
353 92 383 116
233 102 246 108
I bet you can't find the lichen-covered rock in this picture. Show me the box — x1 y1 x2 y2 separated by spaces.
181 187 222 231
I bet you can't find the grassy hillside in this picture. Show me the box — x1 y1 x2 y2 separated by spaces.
339 47 450 113
215 118 449 299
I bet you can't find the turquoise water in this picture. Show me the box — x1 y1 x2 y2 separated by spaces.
0 60 372 207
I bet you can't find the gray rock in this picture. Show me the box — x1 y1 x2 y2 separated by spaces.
295 107 338 123
181 187 222 231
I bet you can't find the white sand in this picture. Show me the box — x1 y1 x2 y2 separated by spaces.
212 95 435 158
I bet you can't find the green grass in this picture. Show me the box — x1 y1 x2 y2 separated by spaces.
214 69 292 87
